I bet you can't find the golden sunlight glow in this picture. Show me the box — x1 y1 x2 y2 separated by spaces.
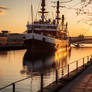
55 48 69 62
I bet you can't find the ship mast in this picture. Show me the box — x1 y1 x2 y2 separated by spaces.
31 5 33 24
62 15 64 30
56 1 61 25
39 0 48 22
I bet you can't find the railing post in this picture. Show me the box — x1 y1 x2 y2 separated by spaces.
67 64 69 78
83 58 85 68
62 67 64 78
40 73 44 92
91 55 92 59
76 61 78 72
87 56 89 62
56 69 58 84
13 83 15 92
90 55 92 62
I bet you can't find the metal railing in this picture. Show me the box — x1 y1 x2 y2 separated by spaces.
55 55 92 84
0 76 31 92
0 55 92 92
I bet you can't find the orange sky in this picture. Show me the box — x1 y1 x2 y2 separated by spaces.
0 0 92 36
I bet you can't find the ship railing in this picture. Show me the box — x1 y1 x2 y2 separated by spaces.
0 55 92 92
27 32 68 41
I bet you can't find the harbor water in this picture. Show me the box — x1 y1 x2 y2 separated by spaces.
0 46 92 92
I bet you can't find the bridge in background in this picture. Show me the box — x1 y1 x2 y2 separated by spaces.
70 36 92 47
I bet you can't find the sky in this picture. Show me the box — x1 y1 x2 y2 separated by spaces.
0 0 92 36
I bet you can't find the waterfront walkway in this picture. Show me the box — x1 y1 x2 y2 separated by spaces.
58 64 92 92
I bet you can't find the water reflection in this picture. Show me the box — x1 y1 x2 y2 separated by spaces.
21 48 71 76
1 48 92 92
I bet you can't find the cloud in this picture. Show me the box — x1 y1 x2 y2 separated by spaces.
0 6 7 10
0 6 7 15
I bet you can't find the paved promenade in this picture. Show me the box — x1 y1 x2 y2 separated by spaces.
58 65 92 92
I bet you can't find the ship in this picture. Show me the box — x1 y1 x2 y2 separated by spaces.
23 0 70 55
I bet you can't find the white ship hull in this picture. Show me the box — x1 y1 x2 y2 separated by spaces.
23 33 69 55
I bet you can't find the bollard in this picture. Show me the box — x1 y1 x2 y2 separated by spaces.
67 64 69 78
13 83 15 92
